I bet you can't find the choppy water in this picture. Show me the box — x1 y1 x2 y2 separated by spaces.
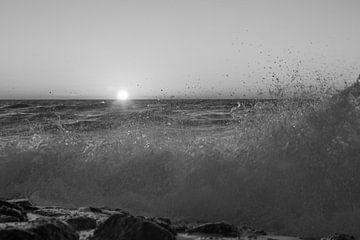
1 88 360 237
0 99 262 135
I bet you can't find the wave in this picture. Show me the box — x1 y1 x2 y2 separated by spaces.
1 83 360 237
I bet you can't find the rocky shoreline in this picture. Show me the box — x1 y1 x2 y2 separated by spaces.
0 198 356 240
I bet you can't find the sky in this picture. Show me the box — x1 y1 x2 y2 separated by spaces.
0 0 360 99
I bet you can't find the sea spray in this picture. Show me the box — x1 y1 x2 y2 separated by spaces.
1 84 360 236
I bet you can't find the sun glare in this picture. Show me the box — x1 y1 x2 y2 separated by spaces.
117 90 129 101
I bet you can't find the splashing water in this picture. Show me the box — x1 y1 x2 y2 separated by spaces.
1 81 360 237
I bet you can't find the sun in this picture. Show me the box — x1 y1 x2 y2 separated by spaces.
116 90 129 100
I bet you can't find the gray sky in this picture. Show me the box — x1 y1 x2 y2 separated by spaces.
1 0 360 99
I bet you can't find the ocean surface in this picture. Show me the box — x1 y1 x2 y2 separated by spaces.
0 99 263 135
1 93 360 237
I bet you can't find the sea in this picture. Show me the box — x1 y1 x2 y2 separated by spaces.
0 99 261 134
1 95 360 237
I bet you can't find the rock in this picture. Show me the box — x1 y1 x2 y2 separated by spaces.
0 215 20 223
0 206 27 222
0 200 27 221
43 206 62 209
114 208 129 215
91 213 176 240
0 228 39 239
172 223 187 233
187 221 239 237
101 209 127 216
78 207 103 214
254 230 267 235
66 216 97 231
78 207 90 212
0 200 25 214
7 199 38 211
79 230 95 240
0 219 79 240
321 234 355 240
150 217 176 236
238 225 267 237
34 207 71 217
78 206 127 219
89 207 103 213
156 217 171 225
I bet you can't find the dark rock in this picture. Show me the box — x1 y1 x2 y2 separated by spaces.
89 207 103 213
114 208 129 214
238 225 267 237
321 234 355 240
102 209 127 216
7 199 38 211
0 228 39 240
113 208 130 216
78 207 90 212
150 217 176 236
34 208 70 217
0 215 20 223
0 219 79 240
0 206 26 222
172 223 188 233
78 206 103 214
91 213 176 240
0 200 27 221
0 200 25 214
66 216 97 231
7 199 31 207
254 230 267 235
78 206 126 217
187 221 239 237
42 206 62 209
156 217 171 225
